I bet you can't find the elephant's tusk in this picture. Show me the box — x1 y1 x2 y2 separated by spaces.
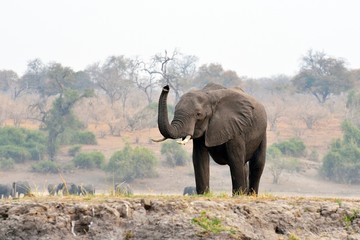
177 135 191 145
151 137 167 142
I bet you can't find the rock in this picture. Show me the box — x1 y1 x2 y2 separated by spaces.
141 199 152 210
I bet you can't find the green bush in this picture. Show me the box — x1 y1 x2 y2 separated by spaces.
68 145 82 157
266 145 283 160
27 145 47 161
273 138 306 157
266 145 301 184
31 160 59 174
58 129 97 145
106 144 158 182
0 127 46 162
73 151 105 169
71 131 97 145
321 141 360 184
0 157 15 170
321 121 360 184
0 145 31 163
23 130 47 148
161 141 189 167
0 127 26 146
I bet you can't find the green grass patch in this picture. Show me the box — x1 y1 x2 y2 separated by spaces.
192 210 236 236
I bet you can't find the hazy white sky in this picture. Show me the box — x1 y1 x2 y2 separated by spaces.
1 0 359 78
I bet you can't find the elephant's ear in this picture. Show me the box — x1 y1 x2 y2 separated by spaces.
205 91 254 147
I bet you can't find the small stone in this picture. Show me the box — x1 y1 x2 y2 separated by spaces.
141 199 152 210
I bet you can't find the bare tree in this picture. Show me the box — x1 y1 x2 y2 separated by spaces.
86 56 135 114
73 95 110 137
0 70 28 100
264 97 287 131
0 95 10 126
144 50 198 102
296 95 328 129
8 96 34 127
132 58 158 104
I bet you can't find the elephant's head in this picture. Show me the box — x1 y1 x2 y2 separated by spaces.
156 84 254 146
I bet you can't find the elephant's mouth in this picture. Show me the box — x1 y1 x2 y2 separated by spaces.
176 135 192 145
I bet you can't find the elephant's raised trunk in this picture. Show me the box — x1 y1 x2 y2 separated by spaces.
157 85 180 139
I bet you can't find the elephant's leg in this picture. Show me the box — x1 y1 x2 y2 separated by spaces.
248 137 267 195
192 137 210 194
229 162 247 195
226 140 247 195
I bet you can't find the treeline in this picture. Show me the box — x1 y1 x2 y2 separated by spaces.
0 49 359 104
1 49 359 135
0 49 359 130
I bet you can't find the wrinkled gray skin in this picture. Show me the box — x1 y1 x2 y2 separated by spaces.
183 186 197 196
157 83 267 195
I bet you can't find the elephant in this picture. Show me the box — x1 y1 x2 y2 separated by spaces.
78 184 95 195
0 184 12 198
154 83 267 195
114 182 133 196
183 186 197 196
47 183 57 195
12 181 31 197
56 182 80 195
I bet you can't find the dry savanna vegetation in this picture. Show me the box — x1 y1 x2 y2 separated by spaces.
0 49 360 239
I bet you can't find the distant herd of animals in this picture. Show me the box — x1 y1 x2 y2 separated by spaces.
0 181 200 198
0 181 133 199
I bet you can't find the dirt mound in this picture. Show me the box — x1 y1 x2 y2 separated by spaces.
0 196 359 240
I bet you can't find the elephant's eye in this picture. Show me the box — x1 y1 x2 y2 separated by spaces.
196 112 202 118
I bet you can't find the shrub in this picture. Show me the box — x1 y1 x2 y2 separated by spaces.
71 131 97 145
0 127 26 146
27 144 47 161
31 160 59 174
0 127 46 161
266 145 301 184
273 138 306 157
58 130 97 145
321 121 360 184
68 145 82 157
0 145 31 163
73 151 105 169
0 127 46 145
106 144 158 182
0 157 15 170
23 130 47 148
321 141 360 184
161 141 189 167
